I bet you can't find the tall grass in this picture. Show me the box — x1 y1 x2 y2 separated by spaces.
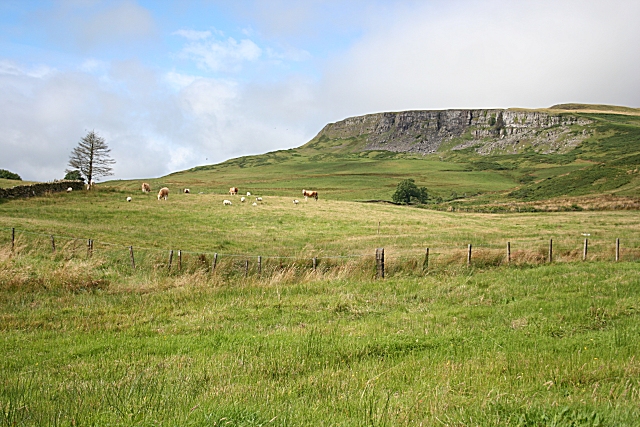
2 239 640 425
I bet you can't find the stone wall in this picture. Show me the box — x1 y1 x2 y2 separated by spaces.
0 180 85 199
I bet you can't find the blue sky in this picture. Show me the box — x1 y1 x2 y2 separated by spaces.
2 0 639 181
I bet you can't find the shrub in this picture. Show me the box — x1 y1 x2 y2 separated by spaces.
0 169 21 180
392 179 429 204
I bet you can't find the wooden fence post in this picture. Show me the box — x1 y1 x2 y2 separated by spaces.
258 256 262 276
212 253 218 271
507 241 511 264
245 260 249 277
178 250 182 271
87 239 91 258
583 238 588 261
423 248 429 271
312 257 317 271
377 221 380 235
50 235 55 253
615 238 620 262
129 246 135 269
548 239 553 263
11 228 15 252
467 244 472 266
376 248 385 279
168 250 173 270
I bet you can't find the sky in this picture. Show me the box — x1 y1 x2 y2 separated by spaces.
1 0 639 182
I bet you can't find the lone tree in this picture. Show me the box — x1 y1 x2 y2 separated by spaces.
392 178 429 204
67 130 115 185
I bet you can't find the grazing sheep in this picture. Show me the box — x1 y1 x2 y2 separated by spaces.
141 183 151 193
246 192 251 196
66 187 73 193
223 199 232 206
184 189 190 194
256 197 262 202
240 196 246 202
157 187 169 201
252 202 257 206
126 197 132 202
293 199 299 205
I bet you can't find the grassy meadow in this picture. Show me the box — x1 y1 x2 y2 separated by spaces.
1 107 640 425
1 185 640 426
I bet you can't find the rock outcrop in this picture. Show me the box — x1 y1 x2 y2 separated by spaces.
310 109 592 155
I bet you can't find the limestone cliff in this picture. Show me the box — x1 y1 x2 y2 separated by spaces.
307 109 593 155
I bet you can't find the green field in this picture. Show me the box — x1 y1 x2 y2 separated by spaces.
1 107 640 426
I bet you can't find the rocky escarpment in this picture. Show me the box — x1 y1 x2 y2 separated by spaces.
309 109 592 155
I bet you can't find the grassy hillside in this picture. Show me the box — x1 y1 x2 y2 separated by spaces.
101 107 640 209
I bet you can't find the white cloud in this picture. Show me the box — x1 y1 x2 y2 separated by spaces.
172 29 213 41
179 36 262 73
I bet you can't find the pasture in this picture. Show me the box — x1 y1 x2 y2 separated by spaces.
1 188 640 426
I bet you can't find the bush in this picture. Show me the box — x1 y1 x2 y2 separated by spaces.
64 170 84 182
0 169 21 180
392 179 429 204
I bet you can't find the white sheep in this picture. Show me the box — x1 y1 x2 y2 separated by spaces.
293 199 299 205
66 187 73 193
184 188 190 194
223 200 232 206
252 202 257 206
126 197 132 202
240 196 246 202
256 197 262 202
246 192 251 196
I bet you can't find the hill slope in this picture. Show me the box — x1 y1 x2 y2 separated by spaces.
110 105 640 208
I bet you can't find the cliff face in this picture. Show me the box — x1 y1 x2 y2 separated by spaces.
311 109 592 155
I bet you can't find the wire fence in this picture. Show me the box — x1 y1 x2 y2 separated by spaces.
2 226 640 279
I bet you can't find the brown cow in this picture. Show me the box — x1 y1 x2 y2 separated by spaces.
229 187 239 196
141 183 151 193
157 187 169 201
302 189 318 201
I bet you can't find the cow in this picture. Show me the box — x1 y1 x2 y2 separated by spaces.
141 183 151 193
229 187 239 196
223 199 232 206
158 187 169 201
302 189 318 201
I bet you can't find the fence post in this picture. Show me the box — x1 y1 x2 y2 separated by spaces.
583 238 588 261
376 248 385 279
312 257 317 271
507 241 511 264
548 239 553 263
378 221 380 235
212 253 218 271
258 256 262 276
467 244 472 266
178 250 182 271
87 239 91 258
129 246 135 269
615 238 620 262
245 260 249 277
11 228 15 252
168 250 173 270
50 235 55 253
423 248 429 271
